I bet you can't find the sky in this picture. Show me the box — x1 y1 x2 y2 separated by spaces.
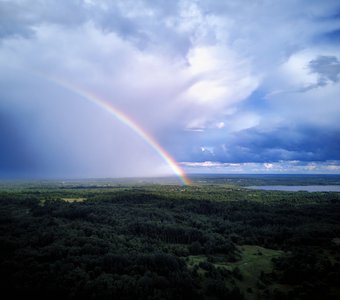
0 0 340 179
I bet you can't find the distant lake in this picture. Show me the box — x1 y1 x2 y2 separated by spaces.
246 185 340 192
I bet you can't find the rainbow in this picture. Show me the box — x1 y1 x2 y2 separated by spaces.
46 77 191 185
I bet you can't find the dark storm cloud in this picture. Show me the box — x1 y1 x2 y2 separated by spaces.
230 127 340 163
298 55 340 92
175 124 340 165
309 55 340 84
0 113 37 176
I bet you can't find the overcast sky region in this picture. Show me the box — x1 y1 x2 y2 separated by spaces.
0 0 340 179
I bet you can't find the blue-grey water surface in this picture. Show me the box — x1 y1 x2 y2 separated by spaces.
246 185 340 192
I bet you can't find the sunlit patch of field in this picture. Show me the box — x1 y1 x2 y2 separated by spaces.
187 245 285 299
232 245 284 272
229 245 285 297
61 197 86 203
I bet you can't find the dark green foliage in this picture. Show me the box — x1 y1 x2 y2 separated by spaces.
272 247 340 299
0 178 339 299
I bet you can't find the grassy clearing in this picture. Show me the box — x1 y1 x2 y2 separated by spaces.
61 197 86 203
187 245 283 271
186 245 285 299
234 246 284 284
232 245 284 274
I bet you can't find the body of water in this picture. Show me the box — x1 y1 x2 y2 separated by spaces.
246 185 340 192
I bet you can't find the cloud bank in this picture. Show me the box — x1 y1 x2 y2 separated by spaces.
0 0 340 177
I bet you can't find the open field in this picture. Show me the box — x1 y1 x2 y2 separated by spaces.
0 175 339 299
61 197 86 203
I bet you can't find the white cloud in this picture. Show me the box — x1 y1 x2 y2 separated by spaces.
226 112 260 133
264 163 274 169
216 122 225 129
182 160 340 174
266 48 340 94
326 164 340 171
1 0 340 177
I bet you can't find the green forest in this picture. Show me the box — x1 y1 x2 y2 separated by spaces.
0 175 339 299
